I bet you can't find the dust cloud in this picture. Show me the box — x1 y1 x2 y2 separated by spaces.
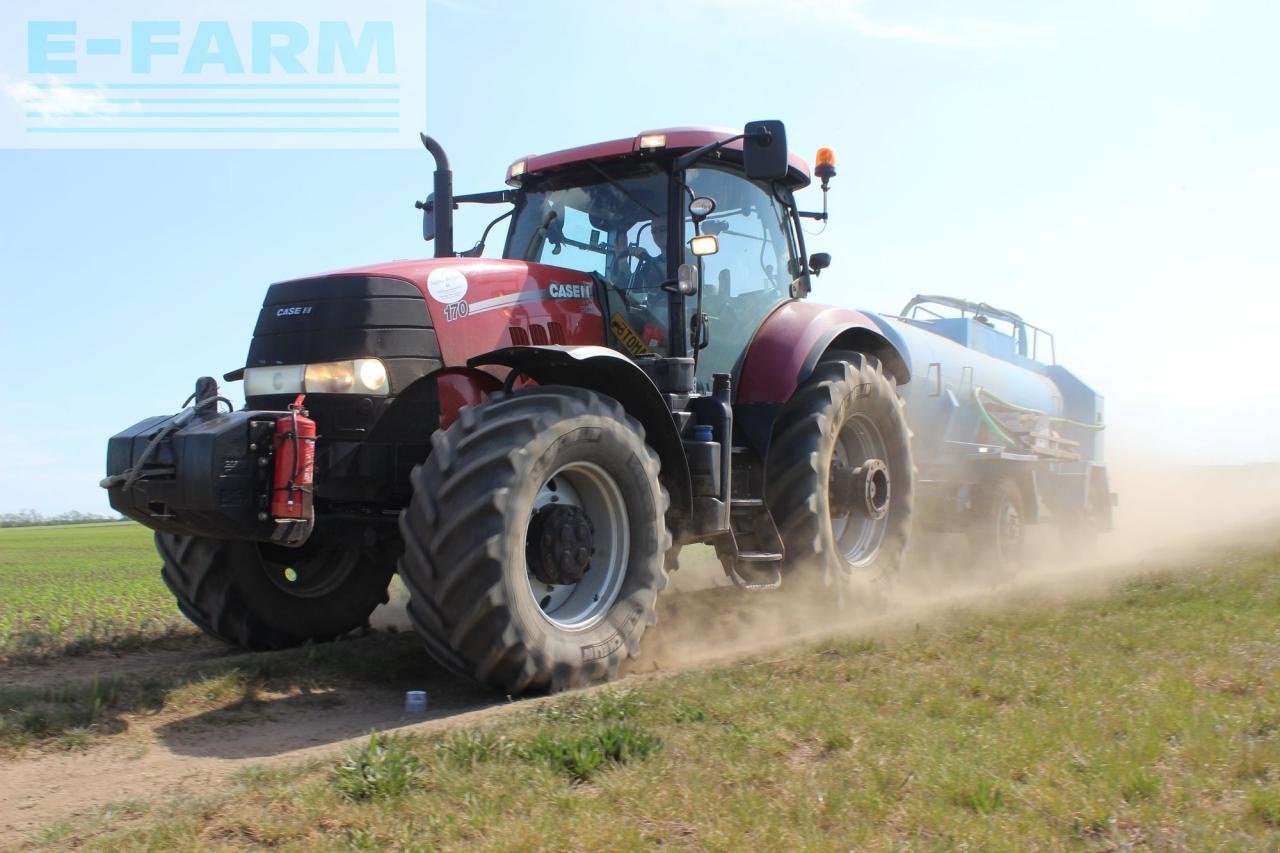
630 460 1280 674
369 460 1280 677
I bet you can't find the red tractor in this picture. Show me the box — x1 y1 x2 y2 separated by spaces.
104 121 914 693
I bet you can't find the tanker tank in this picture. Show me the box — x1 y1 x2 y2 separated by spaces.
860 295 1112 543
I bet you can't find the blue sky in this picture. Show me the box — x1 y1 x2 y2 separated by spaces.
1 0 1277 513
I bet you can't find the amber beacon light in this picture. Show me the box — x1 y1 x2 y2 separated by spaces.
814 147 837 188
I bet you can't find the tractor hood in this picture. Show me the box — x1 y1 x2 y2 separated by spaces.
246 257 605 381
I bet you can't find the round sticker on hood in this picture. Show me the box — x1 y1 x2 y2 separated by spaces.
427 268 468 304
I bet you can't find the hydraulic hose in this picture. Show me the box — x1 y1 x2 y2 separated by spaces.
973 387 1021 449
974 386 1105 432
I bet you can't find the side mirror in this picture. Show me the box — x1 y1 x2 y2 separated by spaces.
689 235 719 257
809 252 831 275
689 196 716 223
676 263 699 295
419 193 436 241
743 119 788 180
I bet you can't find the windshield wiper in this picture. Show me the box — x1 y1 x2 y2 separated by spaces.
524 209 559 261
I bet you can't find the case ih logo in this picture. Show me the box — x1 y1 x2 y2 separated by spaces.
548 282 592 300
0 0 427 149
275 306 312 317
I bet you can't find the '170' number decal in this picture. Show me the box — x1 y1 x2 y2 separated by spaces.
444 300 470 322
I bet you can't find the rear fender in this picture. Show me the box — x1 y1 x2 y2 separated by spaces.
737 302 910 405
468 345 691 516
735 301 911 454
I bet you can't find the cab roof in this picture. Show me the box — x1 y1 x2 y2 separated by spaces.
509 126 812 189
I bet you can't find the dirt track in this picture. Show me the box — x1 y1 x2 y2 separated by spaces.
0 646 481 841
0 579 754 844
2 462 1277 845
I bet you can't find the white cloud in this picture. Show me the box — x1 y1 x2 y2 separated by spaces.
2 76 135 118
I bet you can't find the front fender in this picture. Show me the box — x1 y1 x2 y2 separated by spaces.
468 346 691 516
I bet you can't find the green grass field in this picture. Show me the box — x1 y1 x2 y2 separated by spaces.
36 543 1280 850
0 522 194 660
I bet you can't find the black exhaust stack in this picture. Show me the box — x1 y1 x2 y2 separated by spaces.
418 133 454 258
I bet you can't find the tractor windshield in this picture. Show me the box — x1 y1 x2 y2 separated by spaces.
506 161 674 356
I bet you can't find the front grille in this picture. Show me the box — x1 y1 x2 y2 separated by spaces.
245 274 441 394
509 321 566 347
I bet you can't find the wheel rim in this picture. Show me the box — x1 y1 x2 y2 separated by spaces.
525 461 629 631
830 414 890 568
259 544 360 598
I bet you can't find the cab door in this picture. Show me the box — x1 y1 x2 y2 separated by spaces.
684 165 802 390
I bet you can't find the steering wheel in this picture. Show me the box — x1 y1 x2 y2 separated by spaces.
628 251 667 293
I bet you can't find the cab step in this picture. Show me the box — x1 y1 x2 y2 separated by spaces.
726 561 783 591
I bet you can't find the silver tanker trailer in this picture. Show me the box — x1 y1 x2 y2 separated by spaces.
867 294 1114 569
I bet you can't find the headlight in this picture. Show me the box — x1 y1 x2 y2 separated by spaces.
304 359 390 396
356 359 389 393
304 361 356 394
244 364 305 397
243 359 390 397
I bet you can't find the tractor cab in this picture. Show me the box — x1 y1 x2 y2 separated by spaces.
438 124 828 391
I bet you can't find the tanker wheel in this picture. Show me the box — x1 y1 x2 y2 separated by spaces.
398 386 671 694
967 477 1026 577
765 353 914 597
157 529 398 650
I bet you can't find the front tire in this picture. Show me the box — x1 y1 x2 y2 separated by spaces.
765 354 914 593
398 386 671 694
157 530 397 650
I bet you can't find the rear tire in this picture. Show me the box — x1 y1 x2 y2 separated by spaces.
398 386 671 694
765 353 914 595
157 530 397 650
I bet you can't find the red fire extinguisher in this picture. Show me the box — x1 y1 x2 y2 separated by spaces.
271 394 316 521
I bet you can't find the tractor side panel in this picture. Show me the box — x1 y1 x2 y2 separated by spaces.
400 259 607 365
